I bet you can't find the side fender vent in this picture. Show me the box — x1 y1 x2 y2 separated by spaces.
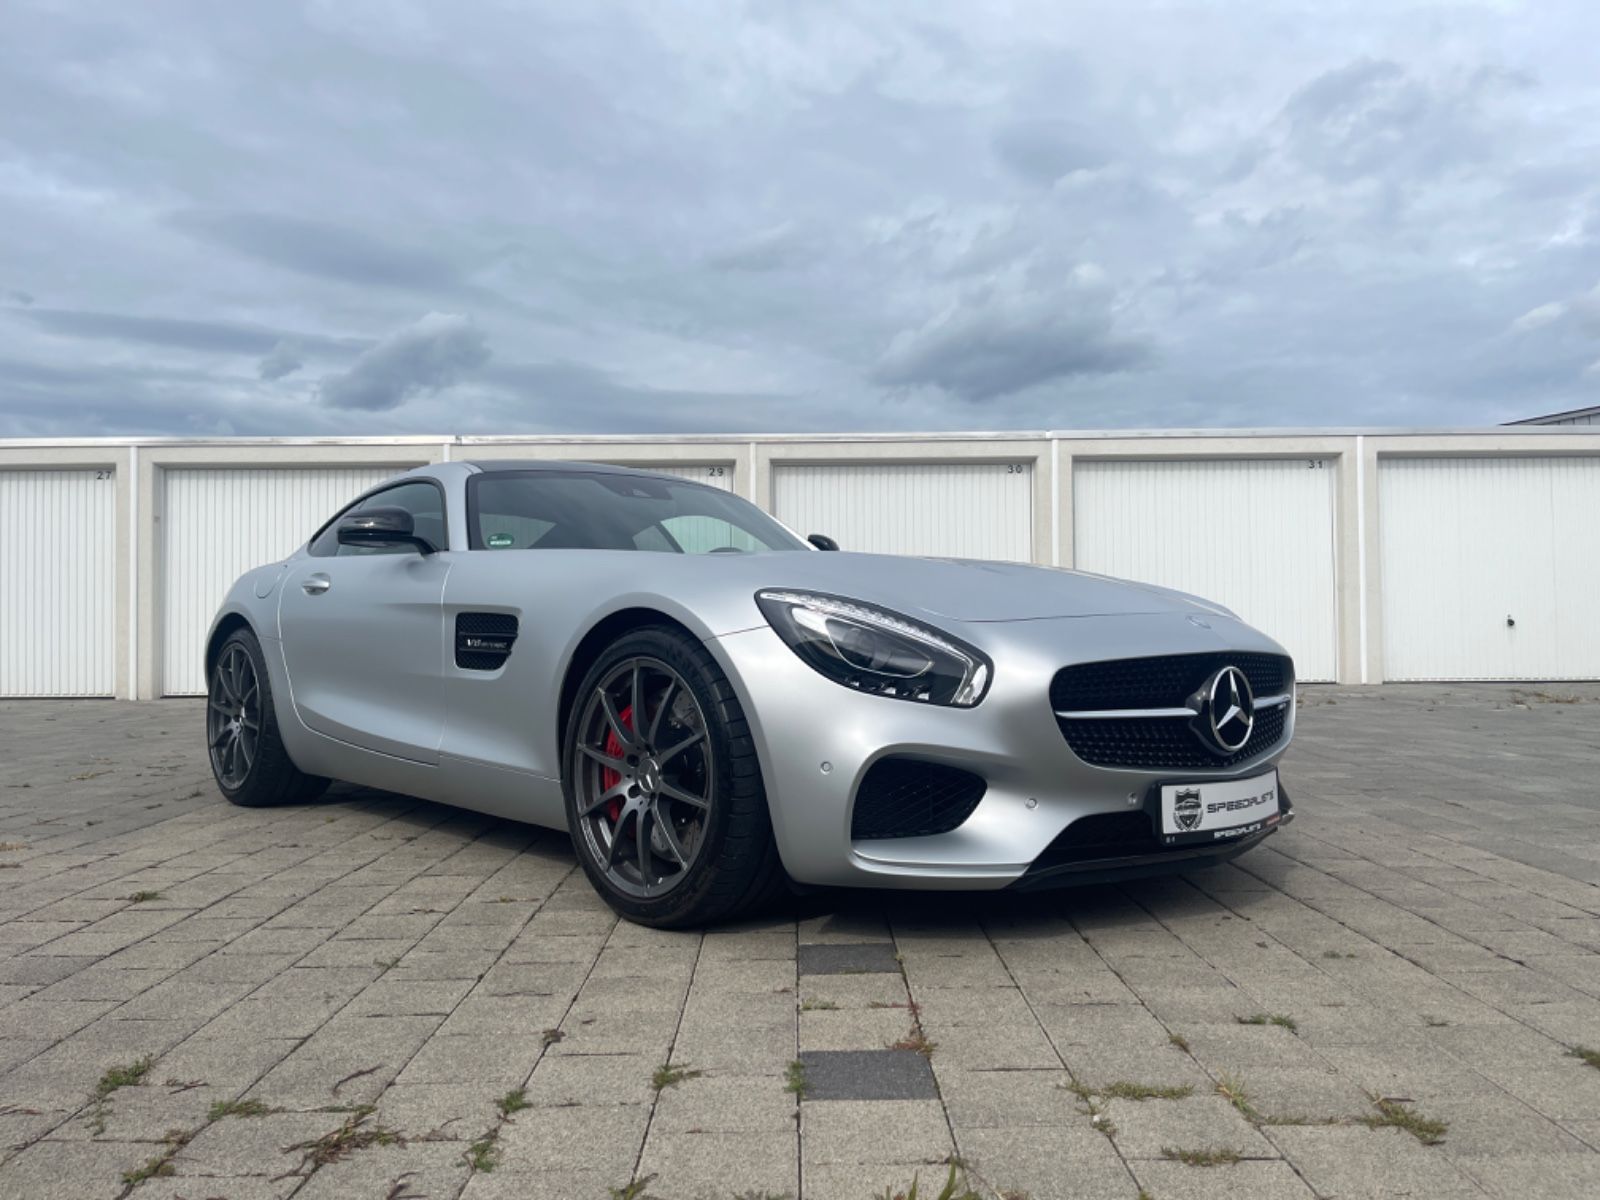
455 612 519 671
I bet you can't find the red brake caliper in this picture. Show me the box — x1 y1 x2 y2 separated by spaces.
599 705 634 823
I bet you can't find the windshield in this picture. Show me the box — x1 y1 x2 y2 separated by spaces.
467 470 808 554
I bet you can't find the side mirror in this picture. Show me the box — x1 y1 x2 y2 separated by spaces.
337 506 438 554
807 533 839 552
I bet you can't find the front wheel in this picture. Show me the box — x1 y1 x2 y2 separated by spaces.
563 626 786 928
207 628 328 808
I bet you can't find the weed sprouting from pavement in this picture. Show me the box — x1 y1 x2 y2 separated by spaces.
208 1098 272 1120
1360 1098 1448 1144
1569 1047 1600 1070
1098 1081 1194 1101
1161 1146 1243 1166
784 1060 809 1098
96 1057 153 1099
286 1107 402 1170
1216 1075 1261 1122
651 1064 702 1092
1237 1013 1298 1033
870 1162 980 1200
496 1088 529 1116
609 1174 659 1199
1169 1032 1190 1053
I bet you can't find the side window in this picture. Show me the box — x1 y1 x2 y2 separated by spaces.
309 481 448 558
339 481 448 557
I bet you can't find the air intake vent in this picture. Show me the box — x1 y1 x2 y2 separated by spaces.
455 612 518 670
851 759 986 841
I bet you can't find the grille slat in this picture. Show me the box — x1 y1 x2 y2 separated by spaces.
1051 652 1293 771
851 759 986 841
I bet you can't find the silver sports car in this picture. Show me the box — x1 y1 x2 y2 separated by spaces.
205 460 1295 926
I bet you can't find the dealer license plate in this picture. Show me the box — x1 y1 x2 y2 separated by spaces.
1160 770 1280 845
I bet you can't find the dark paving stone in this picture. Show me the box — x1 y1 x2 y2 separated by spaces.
797 942 901 976
798 1049 937 1101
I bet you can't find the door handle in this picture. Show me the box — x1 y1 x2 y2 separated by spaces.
301 574 331 595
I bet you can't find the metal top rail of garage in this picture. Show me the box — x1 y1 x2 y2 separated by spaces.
2 426 1598 698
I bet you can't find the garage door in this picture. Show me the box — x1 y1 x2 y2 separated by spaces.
0 469 117 696
771 463 1034 561
161 467 403 695
1073 460 1338 681
1379 457 1600 680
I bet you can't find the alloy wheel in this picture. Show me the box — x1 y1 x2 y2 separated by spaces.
573 656 714 898
207 643 260 789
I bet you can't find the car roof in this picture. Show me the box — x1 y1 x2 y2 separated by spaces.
463 459 672 478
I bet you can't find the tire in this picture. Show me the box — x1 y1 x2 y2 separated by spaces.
562 625 787 928
207 627 329 808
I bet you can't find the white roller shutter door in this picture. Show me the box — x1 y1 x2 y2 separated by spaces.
771 462 1033 561
0 469 117 696
1073 459 1338 681
1379 456 1600 680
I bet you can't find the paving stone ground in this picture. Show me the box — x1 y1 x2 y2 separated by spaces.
2 685 1600 1199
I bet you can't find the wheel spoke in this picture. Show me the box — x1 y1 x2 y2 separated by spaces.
209 725 230 749
630 664 644 739
602 814 625 869
658 780 710 810
657 729 703 764
237 726 256 770
647 679 675 745
599 692 634 748
208 698 231 716
578 745 627 773
577 778 629 817
636 805 653 886
240 715 259 732
651 800 689 866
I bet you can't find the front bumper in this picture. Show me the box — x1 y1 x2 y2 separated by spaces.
707 612 1294 890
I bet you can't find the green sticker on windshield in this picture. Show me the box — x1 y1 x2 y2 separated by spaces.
486 532 514 548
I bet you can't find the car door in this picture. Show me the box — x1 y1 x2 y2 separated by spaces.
278 479 451 764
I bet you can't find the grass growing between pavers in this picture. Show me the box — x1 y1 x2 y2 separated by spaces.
1161 1146 1243 1167
1237 1013 1298 1033
608 1174 658 1199
207 1098 273 1120
121 1128 194 1187
496 1088 530 1116
125 890 164 903
285 1107 403 1171
1570 1046 1600 1069
1215 1074 1261 1122
784 1059 809 1098
1360 1098 1448 1145
465 1133 499 1172
90 1055 154 1135
871 1162 980 1200
651 1063 703 1092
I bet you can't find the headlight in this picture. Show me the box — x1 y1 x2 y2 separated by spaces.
755 590 991 707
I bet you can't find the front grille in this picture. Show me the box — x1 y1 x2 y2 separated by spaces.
1029 810 1158 870
1051 652 1292 771
1050 652 1290 711
851 759 986 840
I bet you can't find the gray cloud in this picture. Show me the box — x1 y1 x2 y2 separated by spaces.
320 313 490 410
992 120 1106 185
874 271 1151 401
257 340 304 381
2 3 1598 436
173 211 467 292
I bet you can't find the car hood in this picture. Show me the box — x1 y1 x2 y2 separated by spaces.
745 552 1228 624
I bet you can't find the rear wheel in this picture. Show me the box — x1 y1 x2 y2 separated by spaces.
207 628 328 808
563 626 786 928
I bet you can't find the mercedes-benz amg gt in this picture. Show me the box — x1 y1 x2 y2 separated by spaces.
204 460 1295 926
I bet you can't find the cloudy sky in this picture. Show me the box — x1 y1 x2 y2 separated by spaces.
3 0 1599 438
